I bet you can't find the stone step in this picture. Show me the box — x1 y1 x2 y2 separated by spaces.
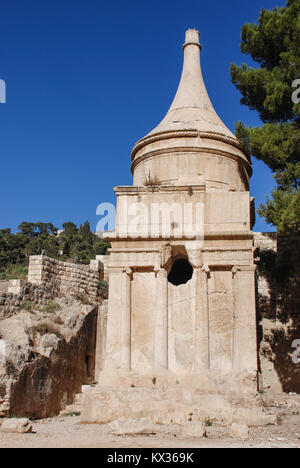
59 385 94 416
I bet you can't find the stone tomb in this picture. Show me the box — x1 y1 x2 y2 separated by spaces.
82 30 261 426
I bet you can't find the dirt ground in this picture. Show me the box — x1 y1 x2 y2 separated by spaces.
0 413 299 449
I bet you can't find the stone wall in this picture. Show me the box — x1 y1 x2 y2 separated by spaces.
254 233 300 394
96 255 109 282
0 280 25 295
0 282 9 294
28 255 102 300
0 281 59 320
0 256 106 320
0 255 107 419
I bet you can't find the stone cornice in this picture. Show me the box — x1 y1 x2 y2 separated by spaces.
113 184 205 195
104 231 254 242
130 144 252 177
131 130 247 161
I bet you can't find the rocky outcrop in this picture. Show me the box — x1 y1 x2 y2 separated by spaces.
0 418 32 433
0 299 98 419
254 233 300 394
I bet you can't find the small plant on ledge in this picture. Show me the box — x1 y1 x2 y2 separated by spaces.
143 172 160 188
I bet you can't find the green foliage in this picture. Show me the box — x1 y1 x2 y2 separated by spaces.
231 1 300 234
205 418 213 427
257 184 300 234
256 248 277 277
98 279 108 290
257 246 294 287
58 221 110 264
44 301 61 314
0 221 110 276
0 264 28 281
20 300 33 312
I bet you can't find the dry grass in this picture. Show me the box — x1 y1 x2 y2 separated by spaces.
52 315 64 325
30 321 63 338
143 173 160 187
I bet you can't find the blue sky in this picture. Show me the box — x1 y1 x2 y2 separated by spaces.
0 0 286 233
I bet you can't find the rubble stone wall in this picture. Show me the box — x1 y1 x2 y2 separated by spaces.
28 255 102 300
0 281 59 320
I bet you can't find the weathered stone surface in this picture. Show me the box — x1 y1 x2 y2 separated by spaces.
0 418 32 434
41 333 60 351
27 255 103 301
81 386 275 427
229 423 249 441
181 422 207 438
0 302 98 419
109 418 156 436
254 233 300 395
85 29 261 426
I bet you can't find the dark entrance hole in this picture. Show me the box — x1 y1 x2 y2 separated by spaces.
168 258 193 286
85 355 94 381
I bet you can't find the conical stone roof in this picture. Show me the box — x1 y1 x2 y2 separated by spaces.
131 29 251 190
148 29 235 139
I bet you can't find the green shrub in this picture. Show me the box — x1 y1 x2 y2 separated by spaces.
20 300 33 312
98 279 108 290
44 301 61 314
205 418 213 427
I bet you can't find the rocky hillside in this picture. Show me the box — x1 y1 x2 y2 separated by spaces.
0 297 98 419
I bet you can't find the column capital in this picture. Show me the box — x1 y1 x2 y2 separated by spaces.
232 265 256 276
154 267 168 278
201 264 210 275
232 266 240 276
123 267 133 278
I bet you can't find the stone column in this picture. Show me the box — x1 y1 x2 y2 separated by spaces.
95 301 108 382
194 265 210 370
154 268 168 370
232 266 257 372
121 268 132 370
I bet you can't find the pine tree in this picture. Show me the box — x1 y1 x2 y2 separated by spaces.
231 0 300 234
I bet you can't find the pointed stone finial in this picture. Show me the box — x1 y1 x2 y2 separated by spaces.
131 29 252 190
144 28 235 138
183 29 202 50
